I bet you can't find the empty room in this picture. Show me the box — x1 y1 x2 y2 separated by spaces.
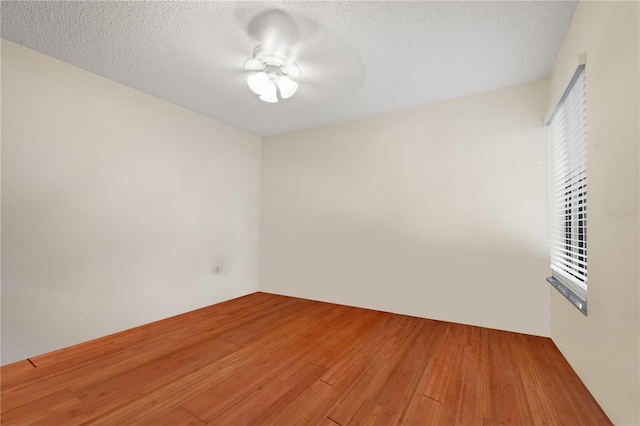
1 1 638 425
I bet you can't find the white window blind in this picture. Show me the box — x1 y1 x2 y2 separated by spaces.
547 65 587 314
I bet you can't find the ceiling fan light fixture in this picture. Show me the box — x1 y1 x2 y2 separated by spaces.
277 75 298 99
259 79 279 103
246 44 300 103
247 71 269 95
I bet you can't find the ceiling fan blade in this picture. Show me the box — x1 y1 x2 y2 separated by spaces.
245 9 301 46
244 58 263 72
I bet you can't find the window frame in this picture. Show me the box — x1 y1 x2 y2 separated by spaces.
546 64 588 316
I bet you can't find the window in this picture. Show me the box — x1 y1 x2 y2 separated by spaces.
547 65 587 315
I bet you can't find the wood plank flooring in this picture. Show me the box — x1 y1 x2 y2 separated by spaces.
1 292 611 425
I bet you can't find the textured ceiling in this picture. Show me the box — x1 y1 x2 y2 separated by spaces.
1 1 577 137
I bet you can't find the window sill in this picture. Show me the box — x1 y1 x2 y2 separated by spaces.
547 276 588 316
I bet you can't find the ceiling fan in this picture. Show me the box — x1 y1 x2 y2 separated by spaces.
238 7 365 106
244 43 301 103
241 9 306 104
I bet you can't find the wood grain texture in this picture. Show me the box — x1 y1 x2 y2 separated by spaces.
1 292 611 425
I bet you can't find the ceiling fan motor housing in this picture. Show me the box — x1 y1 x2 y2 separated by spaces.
253 45 300 79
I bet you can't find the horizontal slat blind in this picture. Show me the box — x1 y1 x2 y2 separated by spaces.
548 66 587 294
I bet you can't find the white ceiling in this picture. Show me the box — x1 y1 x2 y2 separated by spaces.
1 1 577 137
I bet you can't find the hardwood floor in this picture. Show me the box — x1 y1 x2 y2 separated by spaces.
1 292 611 425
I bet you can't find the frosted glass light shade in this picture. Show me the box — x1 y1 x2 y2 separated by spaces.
259 80 278 103
277 75 298 99
247 72 269 95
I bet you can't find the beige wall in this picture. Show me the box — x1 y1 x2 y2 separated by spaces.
1 41 261 365
548 2 639 424
261 79 551 337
